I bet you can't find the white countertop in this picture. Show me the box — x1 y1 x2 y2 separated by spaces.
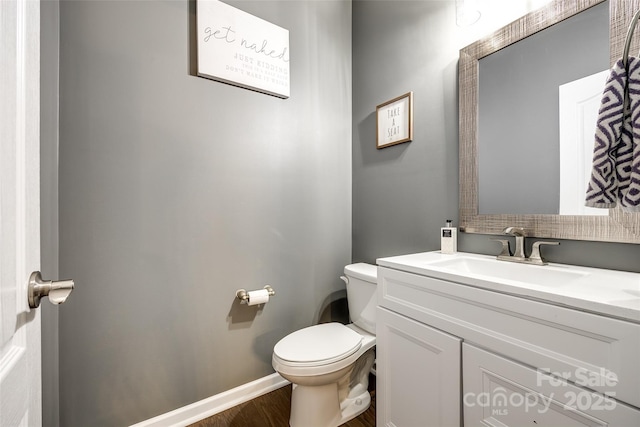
377 251 640 323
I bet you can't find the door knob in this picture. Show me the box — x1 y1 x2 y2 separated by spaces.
28 271 74 308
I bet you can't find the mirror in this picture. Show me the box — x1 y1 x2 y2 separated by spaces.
459 0 640 243
478 2 609 215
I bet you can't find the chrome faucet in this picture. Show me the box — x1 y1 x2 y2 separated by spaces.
503 226 526 258
491 227 559 265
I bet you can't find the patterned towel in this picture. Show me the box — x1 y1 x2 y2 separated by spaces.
585 57 640 212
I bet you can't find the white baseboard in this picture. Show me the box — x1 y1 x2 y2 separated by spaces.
130 373 290 427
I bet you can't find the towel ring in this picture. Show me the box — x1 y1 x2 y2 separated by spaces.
623 9 640 67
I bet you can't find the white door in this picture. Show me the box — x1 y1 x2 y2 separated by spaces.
558 70 610 216
1 0 43 426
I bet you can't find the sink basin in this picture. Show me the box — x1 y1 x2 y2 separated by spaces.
427 256 589 287
377 251 640 322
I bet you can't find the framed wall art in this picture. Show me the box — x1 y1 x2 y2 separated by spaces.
376 92 413 149
196 0 290 98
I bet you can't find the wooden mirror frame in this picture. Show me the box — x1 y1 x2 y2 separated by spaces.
459 0 640 243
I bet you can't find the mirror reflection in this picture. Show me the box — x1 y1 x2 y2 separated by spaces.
477 1 609 215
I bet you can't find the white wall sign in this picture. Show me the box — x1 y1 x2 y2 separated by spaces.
196 0 290 98
376 92 413 149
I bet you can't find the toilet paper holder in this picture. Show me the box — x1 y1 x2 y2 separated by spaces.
236 285 275 303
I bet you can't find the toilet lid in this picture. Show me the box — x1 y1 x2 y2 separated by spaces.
274 323 362 366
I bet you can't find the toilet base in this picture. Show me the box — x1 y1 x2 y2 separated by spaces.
338 388 371 425
289 383 372 427
289 382 341 427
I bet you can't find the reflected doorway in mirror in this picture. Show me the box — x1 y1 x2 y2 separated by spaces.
559 70 610 216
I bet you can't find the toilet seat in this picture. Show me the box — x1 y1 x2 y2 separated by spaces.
273 323 362 367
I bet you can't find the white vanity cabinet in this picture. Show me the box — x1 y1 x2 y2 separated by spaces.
376 306 461 427
375 253 640 427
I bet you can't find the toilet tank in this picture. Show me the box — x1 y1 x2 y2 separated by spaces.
343 263 377 335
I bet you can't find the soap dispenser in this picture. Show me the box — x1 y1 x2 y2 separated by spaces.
441 219 458 254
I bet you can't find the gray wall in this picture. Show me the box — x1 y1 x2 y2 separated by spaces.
353 0 460 262
352 0 640 272
57 1 352 426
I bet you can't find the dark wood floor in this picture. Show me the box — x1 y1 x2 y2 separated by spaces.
189 375 376 427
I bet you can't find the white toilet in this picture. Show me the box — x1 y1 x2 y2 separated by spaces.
272 263 377 427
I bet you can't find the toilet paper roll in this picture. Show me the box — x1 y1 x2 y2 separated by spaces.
247 289 270 306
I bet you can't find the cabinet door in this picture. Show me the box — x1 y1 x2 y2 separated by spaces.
377 307 461 427
463 343 640 426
